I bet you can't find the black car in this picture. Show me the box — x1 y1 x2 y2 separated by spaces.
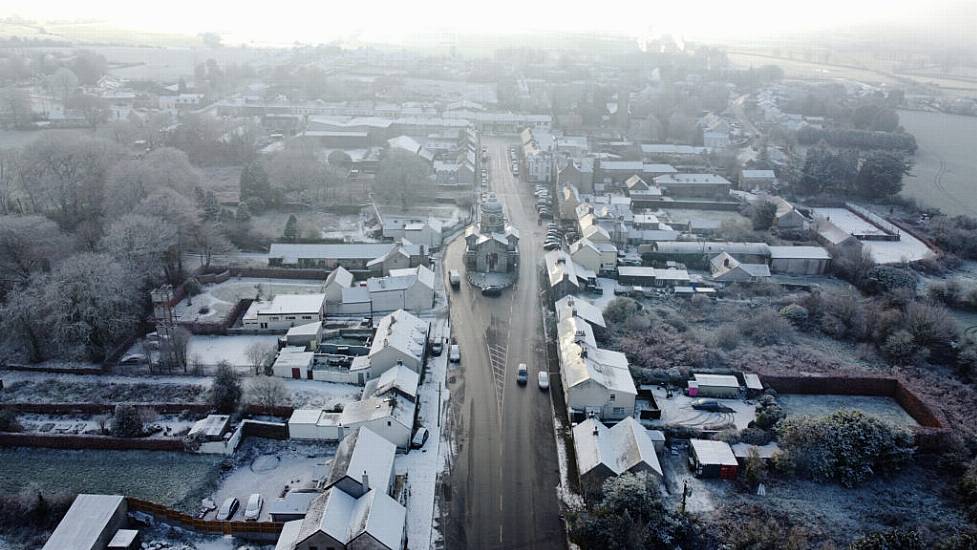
482 286 502 297
690 399 735 413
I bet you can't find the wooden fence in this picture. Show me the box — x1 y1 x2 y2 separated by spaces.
127 497 284 538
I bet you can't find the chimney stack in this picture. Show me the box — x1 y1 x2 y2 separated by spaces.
362 470 370 492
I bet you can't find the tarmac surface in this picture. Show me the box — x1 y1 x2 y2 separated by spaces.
441 137 566 550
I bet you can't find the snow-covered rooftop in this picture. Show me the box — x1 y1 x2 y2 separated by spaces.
573 417 662 479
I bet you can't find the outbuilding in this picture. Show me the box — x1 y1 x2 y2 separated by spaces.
689 439 738 479
688 373 741 398
42 494 128 550
288 409 343 441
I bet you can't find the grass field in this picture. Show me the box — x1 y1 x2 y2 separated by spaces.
898 109 977 217
0 448 222 509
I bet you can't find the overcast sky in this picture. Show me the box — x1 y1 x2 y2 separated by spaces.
4 0 975 46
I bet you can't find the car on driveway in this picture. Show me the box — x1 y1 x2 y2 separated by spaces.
517 363 528 385
538 371 550 390
690 399 735 413
244 494 263 521
411 427 430 449
216 497 239 521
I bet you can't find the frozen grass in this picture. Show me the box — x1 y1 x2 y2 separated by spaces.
0 448 222 510
0 378 206 404
778 394 919 426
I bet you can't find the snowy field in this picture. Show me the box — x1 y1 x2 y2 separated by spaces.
173 277 324 324
812 207 934 264
778 394 919 426
397 317 451 550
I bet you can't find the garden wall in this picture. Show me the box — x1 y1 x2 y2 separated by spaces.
0 433 184 451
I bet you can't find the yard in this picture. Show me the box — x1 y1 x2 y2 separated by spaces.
172 277 325 325
0 448 223 511
778 394 919 427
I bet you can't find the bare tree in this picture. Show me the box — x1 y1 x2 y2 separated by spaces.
69 93 109 130
0 215 71 286
106 147 201 216
100 213 178 287
188 222 233 268
245 376 289 408
245 341 277 375
157 326 192 373
45 68 78 109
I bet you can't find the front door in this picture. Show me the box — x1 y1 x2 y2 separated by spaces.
291 368 301 379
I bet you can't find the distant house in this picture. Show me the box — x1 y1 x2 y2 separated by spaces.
337 265 435 315
558 158 595 193
557 316 636 421
740 169 777 191
323 266 354 305
361 363 420 403
573 417 663 491
544 250 589 300
653 173 731 198
340 394 415 449
42 494 128 550
569 238 618 274
242 294 327 332
387 135 435 163
767 246 831 275
710 252 771 283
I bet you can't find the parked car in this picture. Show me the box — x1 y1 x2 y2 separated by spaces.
691 399 735 413
543 242 561 250
118 353 146 365
538 371 550 390
216 497 239 521
411 427 430 449
430 341 444 356
449 344 460 363
449 269 462 289
517 363 528 385
244 494 263 521
482 286 502 297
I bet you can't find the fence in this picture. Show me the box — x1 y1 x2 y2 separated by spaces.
0 432 185 451
126 497 284 539
0 402 293 417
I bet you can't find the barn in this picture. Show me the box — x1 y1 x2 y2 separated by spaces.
689 439 738 479
688 373 741 399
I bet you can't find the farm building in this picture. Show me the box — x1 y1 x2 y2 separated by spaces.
42 494 128 550
688 374 741 398
689 439 738 479
618 266 692 287
573 417 663 491
242 294 327 332
288 409 343 441
767 246 831 275
731 442 782 463
272 347 316 380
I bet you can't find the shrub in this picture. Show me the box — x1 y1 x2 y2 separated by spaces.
210 361 242 413
110 404 144 437
751 200 778 230
743 448 767 488
863 266 917 295
0 486 75 530
603 297 641 326
0 410 23 433
962 458 977 523
184 277 203 297
754 395 786 431
779 303 809 326
849 529 922 550
740 426 773 445
905 302 959 361
880 329 923 364
714 325 741 350
245 376 289 408
776 409 914 487
735 309 794 346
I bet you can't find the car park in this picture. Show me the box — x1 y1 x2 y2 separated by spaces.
216 497 239 521
517 363 528 385
244 494 263 521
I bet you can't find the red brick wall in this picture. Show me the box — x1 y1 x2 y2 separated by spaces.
0 432 185 451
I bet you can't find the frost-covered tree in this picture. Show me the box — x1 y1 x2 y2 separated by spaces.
110 404 144 438
188 221 233 267
105 147 201 216
100 213 178 287
0 215 71 286
245 376 288 407
40 253 140 361
211 361 242 413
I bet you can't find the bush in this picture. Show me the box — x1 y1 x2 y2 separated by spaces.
735 309 794 346
962 458 977 523
880 329 923 364
849 529 923 550
210 362 242 413
776 409 914 487
0 486 75 530
751 200 778 231
603 297 641 325
754 395 786 431
739 426 773 445
863 266 917 295
184 277 203 296
110 404 144 437
0 410 23 433
713 325 741 350
779 303 809 326
905 302 959 361
245 376 288 408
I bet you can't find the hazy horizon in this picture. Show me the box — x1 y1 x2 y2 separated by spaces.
3 0 975 49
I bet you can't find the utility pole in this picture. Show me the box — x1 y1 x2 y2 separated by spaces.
151 284 179 372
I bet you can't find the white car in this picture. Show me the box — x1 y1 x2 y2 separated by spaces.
243 493 263 521
538 371 550 390
449 344 461 363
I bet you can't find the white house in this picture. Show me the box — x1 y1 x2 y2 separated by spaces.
569 238 618 274
557 316 636 421
324 427 396 498
323 266 354 305
573 417 663 490
272 347 316 379
242 294 326 332
347 309 429 382
367 265 436 313
339 394 415 449
362 364 420 403
554 295 606 332
279 487 406 550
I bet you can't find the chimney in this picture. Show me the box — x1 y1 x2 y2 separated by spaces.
592 424 599 437
723 257 730 268
362 470 370 492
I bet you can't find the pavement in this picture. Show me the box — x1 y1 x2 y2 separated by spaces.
441 137 566 550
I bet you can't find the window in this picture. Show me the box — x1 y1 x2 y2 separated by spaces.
302 316 312 320
387 421 392 427
609 393 616 401
286 316 296 320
